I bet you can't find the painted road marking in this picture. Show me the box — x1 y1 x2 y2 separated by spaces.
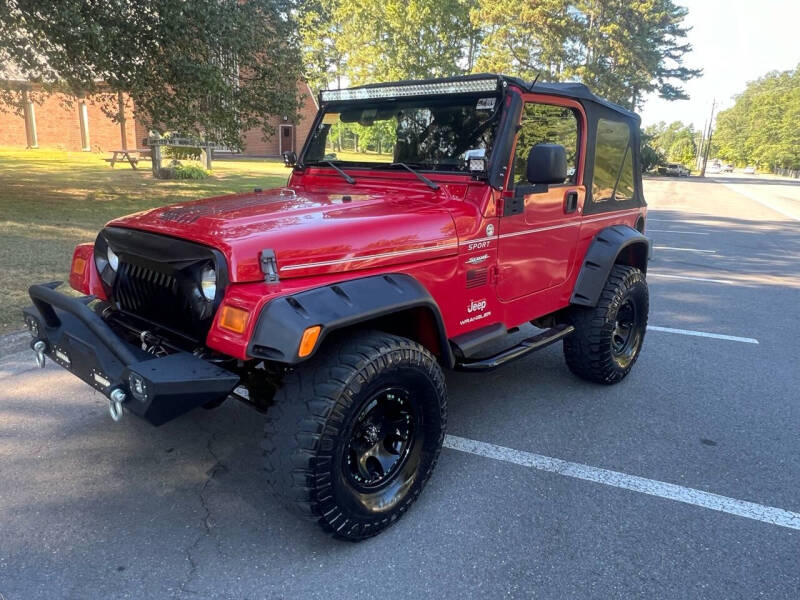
647 325 759 344
645 218 709 223
648 272 734 285
647 229 710 235
444 435 800 531
654 246 716 254
720 182 800 222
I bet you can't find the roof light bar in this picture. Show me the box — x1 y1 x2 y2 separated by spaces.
320 78 500 102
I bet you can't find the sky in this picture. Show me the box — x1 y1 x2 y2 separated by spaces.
639 0 800 130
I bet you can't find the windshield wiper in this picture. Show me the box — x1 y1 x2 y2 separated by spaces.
389 162 439 190
314 160 355 184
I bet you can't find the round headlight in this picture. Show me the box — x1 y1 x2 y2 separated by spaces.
107 247 119 272
200 267 216 301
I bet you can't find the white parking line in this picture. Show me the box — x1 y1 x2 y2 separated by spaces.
647 229 709 235
648 273 734 285
647 325 759 344
646 218 714 226
654 246 716 254
444 435 800 531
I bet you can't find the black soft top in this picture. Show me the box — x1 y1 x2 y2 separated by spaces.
500 76 639 124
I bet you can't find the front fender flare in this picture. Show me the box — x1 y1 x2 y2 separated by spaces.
571 225 651 307
247 273 453 367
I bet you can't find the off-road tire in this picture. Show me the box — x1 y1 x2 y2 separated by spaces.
263 330 447 541
563 265 648 384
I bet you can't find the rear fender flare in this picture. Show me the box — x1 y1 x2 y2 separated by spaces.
247 273 453 367
571 225 651 307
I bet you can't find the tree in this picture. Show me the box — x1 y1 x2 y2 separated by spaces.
0 0 302 149
640 129 664 172
668 135 695 166
302 0 479 87
298 0 345 94
715 65 800 171
470 0 701 109
644 120 696 166
471 0 576 80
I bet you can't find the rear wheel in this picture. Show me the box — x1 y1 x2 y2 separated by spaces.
563 265 648 384
263 330 446 541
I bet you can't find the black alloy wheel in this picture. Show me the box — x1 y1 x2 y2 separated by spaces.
610 296 643 369
345 387 418 491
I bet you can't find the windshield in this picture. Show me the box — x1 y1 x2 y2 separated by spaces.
303 95 502 173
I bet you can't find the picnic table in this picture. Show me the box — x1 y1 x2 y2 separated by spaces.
105 149 149 169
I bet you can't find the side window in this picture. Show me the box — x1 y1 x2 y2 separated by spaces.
512 103 579 188
593 119 635 202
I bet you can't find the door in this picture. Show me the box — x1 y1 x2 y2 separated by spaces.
279 124 294 154
497 96 586 301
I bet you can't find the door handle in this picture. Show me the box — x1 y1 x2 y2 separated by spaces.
564 191 578 214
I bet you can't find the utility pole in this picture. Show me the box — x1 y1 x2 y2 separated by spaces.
699 99 716 177
696 119 707 170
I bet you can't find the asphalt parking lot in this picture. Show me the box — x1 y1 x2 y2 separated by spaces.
1 173 798 599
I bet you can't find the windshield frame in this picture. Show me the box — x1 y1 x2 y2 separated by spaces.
297 88 508 179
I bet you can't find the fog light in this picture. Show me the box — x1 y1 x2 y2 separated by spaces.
128 372 150 403
54 348 71 365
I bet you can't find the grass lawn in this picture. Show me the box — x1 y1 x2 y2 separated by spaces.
0 147 290 334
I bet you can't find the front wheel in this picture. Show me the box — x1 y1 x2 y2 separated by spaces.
263 331 446 541
563 265 649 384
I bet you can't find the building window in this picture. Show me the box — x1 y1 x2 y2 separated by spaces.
78 101 91 151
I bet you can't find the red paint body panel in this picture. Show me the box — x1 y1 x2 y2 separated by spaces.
109 177 463 282
69 243 106 299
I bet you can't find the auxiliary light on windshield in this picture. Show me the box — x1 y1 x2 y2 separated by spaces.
320 78 500 102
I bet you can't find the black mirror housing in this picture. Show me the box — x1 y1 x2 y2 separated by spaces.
527 143 567 184
283 151 297 167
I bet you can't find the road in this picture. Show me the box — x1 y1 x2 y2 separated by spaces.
1 174 799 599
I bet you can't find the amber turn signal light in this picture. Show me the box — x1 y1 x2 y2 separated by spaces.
218 306 249 334
71 257 87 276
298 325 322 358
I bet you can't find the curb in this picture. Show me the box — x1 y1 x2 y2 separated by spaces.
0 330 30 359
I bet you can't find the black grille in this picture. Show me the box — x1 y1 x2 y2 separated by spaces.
114 261 204 336
97 227 228 342
115 262 179 313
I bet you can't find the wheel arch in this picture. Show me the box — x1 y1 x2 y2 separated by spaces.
571 224 651 307
247 273 454 368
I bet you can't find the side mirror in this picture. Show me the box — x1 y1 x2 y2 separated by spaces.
527 143 567 185
283 151 297 167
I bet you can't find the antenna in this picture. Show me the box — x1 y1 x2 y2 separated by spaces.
528 73 541 92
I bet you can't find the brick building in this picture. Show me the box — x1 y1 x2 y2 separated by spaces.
0 80 318 157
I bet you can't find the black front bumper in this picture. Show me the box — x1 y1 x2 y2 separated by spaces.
23 283 239 426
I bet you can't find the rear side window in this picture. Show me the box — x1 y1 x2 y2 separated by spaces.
512 103 579 188
593 119 635 202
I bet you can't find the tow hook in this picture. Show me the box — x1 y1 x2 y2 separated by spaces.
108 388 127 422
33 340 47 369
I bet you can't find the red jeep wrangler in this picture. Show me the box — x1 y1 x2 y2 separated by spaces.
24 74 650 540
